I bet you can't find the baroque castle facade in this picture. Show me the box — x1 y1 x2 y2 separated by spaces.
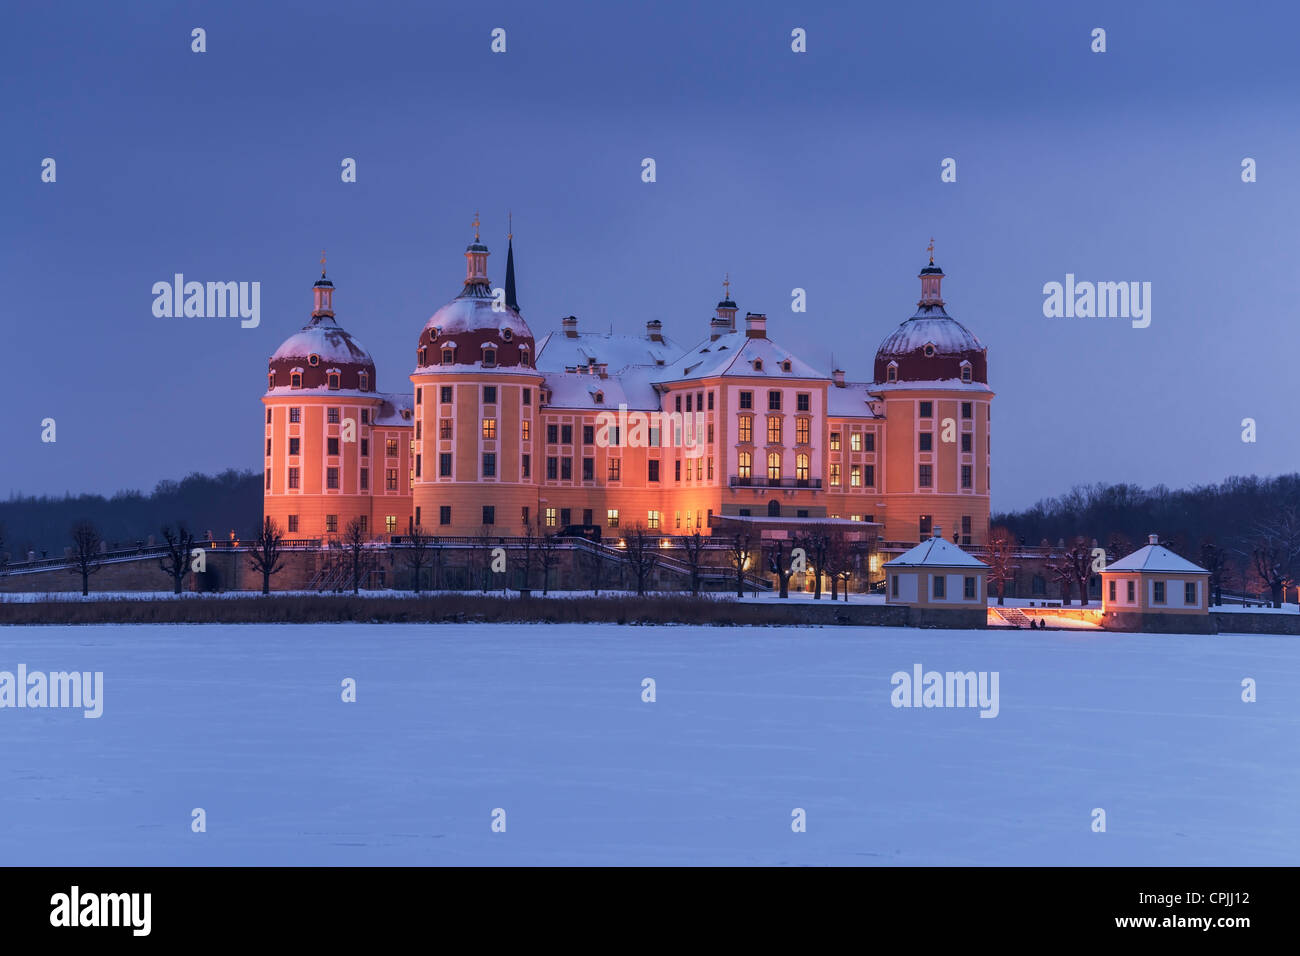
262 227 993 548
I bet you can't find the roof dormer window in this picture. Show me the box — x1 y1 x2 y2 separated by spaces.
358 371 369 391
753 358 764 371
268 373 275 389
291 371 302 388
483 348 497 367
960 360 972 383
327 372 340 390
442 347 455 365
781 359 792 372
923 344 935 357
886 362 898 383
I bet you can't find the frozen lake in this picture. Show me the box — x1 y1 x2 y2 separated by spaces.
1 622 1296 865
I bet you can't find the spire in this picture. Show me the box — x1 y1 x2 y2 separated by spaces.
312 250 334 319
504 216 519 312
918 238 944 307
463 213 490 294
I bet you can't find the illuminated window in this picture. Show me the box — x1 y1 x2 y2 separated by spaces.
795 417 810 444
648 510 660 530
385 515 397 533
482 418 496 439
738 451 752 479
738 416 753 443
851 433 862 452
767 452 781 481
767 417 782 444
830 431 840 450
608 458 621 481
386 439 398 457
522 420 530 441
851 464 861 487
607 509 619 527
795 453 809 481
830 463 840 486
545 507 557 527
385 468 398 490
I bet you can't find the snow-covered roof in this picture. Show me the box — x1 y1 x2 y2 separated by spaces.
421 295 532 340
535 329 683 373
543 364 660 411
1105 541 1208 574
884 536 988 568
372 393 414 427
875 311 985 357
271 316 374 366
651 331 825 383
827 382 881 418
870 379 994 394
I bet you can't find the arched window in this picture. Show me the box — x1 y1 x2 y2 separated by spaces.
767 452 781 481
886 362 898 383
267 373 274 389
738 451 752 479
327 372 340 390
442 347 455 365
291 372 302 388
795 453 809 482
358 372 369 391
483 348 497 367
767 499 781 517
418 348 427 366
520 346 530 367
960 360 972 383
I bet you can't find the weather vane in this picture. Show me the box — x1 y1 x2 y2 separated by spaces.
320 249 326 275
927 238 935 264
723 272 731 299
472 211 480 241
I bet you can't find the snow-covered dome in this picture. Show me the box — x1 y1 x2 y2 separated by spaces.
873 258 987 385
267 275 377 392
417 235 536 369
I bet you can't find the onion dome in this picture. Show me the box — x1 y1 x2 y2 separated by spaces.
417 214 536 369
268 263 376 392
873 242 987 385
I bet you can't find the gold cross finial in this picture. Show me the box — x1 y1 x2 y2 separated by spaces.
927 238 935 264
320 249 326 275
723 272 731 299
472 211 480 241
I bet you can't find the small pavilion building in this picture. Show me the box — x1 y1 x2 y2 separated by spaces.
884 528 988 609
1100 534 1212 632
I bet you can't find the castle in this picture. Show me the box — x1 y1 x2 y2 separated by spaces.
261 223 993 550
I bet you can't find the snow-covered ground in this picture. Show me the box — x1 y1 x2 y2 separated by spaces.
1 622 1296 866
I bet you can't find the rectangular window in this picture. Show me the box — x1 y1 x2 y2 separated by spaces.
385 515 397 534
328 408 340 424
919 515 932 537
583 425 594 444
440 419 452 439
441 386 453 403
439 505 451 525
523 388 531 406
850 433 862 452
289 437 300 456
933 575 945 598
608 458 621 481
1109 580 1117 602
607 509 619 528
545 507 557 528
961 401 973 420
326 467 339 489
266 437 272 456
919 465 933 488
386 468 398 490
289 407 301 423
547 424 558 443
648 460 660 482
583 457 594 481
864 464 875 487
561 457 572 480
648 510 660 530
830 432 840 450
796 418 810 444
327 437 340 456
1154 581 1166 604
288 467 300 489
919 401 933 418
891 575 898 597
361 409 370 425
559 508 571 527
358 515 367 533
964 576 976 599
264 468 271 489
360 468 369 490
288 515 298 533
961 465 972 489
1127 580 1136 602
864 433 875 452
522 453 530 478
830 463 841 487
414 506 421 527
961 515 971 545
796 392 810 412
919 433 932 452
561 424 572 444
522 420 530 441
546 457 558 480
675 460 682 481
961 434 972 453
482 453 496 478
675 395 683 412
386 438 398 457
850 464 861 487
326 514 338 533
767 417 782 444
482 505 495 526
738 416 753 443
482 418 496 439
768 390 781 411
439 453 452 477
739 391 753 410
1185 582 1197 605
483 386 497 404
415 388 422 406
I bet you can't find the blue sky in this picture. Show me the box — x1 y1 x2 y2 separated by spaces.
2 0 1297 508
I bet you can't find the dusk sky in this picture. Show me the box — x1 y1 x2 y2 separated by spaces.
3 0 1297 509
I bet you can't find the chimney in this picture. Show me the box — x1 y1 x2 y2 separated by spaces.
646 319 664 342
932 525 942 540
709 316 731 341
561 315 578 338
1148 533 1159 545
745 312 767 339
832 368 846 387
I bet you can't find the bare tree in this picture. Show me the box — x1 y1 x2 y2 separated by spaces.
247 516 286 595
404 519 434 593
68 520 103 597
726 528 755 597
621 523 660 596
795 525 832 600
1045 549 1075 606
519 519 537 591
823 530 853 601
1199 539 1228 607
342 517 369 594
984 526 1018 606
536 518 561 595
1068 537 1097 606
680 530 705 595
157 523 197 595
0 520 8 577
474 525 493 592
765 538 796 599
1243 509 1300 608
